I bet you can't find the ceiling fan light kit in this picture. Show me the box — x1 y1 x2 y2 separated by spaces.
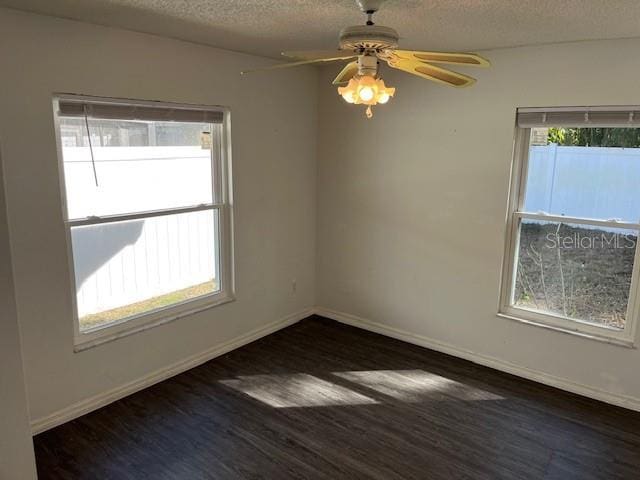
337 75 395 119
242 0 490 119
336 55 395 118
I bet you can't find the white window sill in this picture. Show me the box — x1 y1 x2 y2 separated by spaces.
74 293 236 352
497 311 636 349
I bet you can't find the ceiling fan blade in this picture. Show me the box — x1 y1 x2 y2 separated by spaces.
394 50 490 67
332 61 359 85
282 50 355 61
241 56 355 75
385 58 476 87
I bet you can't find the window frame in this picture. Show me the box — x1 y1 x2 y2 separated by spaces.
499 123 640 347
52 94 235 351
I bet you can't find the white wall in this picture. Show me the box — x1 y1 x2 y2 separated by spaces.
0 8 317 425
0 151 37 478
317 38 640 409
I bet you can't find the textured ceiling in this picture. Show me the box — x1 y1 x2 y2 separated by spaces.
2 0 640 58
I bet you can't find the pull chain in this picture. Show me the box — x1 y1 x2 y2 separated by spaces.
83 105 99 187
366 105 373 119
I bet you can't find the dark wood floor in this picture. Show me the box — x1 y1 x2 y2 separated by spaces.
34 316 640 479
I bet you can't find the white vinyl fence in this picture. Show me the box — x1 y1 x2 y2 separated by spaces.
64 146 217 317
525 145 640 225
72 211 217 317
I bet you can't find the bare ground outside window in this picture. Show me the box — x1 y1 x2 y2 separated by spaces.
514 221 637 329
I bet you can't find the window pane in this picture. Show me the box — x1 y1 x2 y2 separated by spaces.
523 127 640 222
71 209 219 331
60 117 218 219
513 219 637 329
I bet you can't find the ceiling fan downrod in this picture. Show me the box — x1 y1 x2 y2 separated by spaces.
356 0 386 15
357 0 386 25
366 11 375 26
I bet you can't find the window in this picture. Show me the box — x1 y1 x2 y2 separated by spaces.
500 107 640 346
54 95 233 348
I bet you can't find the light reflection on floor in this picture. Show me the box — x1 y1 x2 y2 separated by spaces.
220 373 379 408
333 370 504 402
220 370 503 408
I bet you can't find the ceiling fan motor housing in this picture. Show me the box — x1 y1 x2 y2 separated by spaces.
339 25 399 52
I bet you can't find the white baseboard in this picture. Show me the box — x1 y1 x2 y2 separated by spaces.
31 307 314 435
32 305 640 435
316 307 640 413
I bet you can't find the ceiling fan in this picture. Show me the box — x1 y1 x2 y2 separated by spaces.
242 0 490 118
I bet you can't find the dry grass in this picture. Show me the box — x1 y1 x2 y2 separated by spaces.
80 280 216 331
